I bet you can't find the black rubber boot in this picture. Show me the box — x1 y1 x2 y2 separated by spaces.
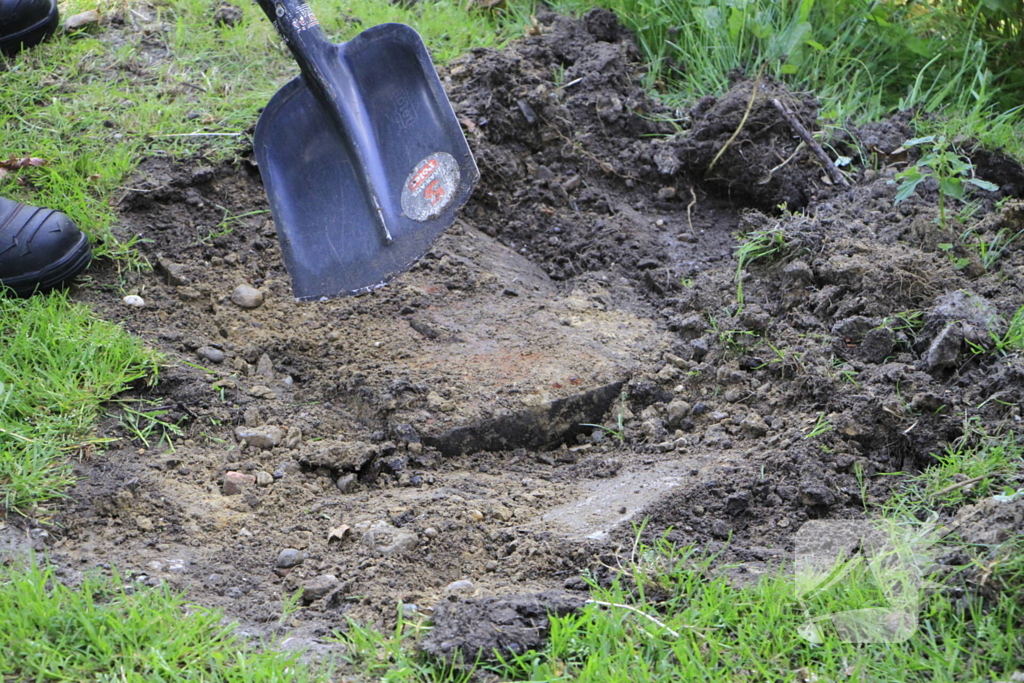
0 197 92 296
0 0 59 56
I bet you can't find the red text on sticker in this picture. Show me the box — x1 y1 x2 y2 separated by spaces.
407 159 439 193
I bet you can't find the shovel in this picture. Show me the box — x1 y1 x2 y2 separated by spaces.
252 0 479 299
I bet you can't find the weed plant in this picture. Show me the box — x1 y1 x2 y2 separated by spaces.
893 136 999 231
885 420 1023 514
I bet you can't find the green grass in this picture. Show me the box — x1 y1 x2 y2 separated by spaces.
734 226 791 306
0 291 159 511
0 562 314 683
885 421 1024 514
566 0 1024 159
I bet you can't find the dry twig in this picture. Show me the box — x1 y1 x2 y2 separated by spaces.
770 98 850 188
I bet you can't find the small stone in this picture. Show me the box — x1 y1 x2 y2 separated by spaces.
122 295 145 307
467 510 484 522
64 9 100 29
276 548 304 569
157 258 189 286
197 346 226 364
247 385 276 399
690 338 709 361
665 400 691 427
301 574 339 603
231 284 264 309
426 391 456 413
234 425 285 449
859 327 894 364
362 521 418 556
336 473 358 493
783 260 813 282
283 426 303 449
926 322 963 371
255 353 274 378
444 579 475 596
222 471 255 495
740 415 769 437
401 603 419 617
135 516 153 532
166 560 189 574
255 471 274 487
423 527 438 539
485 560 499 572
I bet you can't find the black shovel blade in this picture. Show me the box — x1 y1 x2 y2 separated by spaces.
254 22 478 300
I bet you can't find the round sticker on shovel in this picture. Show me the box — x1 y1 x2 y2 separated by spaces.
401 152 460 221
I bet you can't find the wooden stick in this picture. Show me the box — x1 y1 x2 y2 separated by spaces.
770 98 850 188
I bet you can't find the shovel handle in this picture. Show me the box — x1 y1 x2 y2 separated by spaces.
254 0 336 101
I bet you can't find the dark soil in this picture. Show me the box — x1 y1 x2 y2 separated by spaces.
4 7 1024 667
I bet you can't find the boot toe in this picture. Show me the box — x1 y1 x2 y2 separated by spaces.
0 0 60 55
0 197 92 296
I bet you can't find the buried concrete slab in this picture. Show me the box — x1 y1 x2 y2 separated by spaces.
349 225 671 446
521 457 699 541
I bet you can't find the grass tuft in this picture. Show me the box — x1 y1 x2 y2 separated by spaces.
0 291 160 511
0 562 313 682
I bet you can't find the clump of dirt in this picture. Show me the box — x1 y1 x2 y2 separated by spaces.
421 591 584 663
5 6 1023 667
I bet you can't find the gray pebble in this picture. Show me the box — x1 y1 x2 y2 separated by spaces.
276 548 304 569
231 284 264 309
234 425 284 449
255 471 274 487
336 473 357 493
362 521 418 556
444 579 475 596
301 574 339 603
197 346 226 363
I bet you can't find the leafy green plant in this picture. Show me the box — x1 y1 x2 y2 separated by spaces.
893 136 999 231
0 292 160 511
110 399 185 449
707 314 758 353
886 420 1022 514
195 206 269 246
937 242 970 270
